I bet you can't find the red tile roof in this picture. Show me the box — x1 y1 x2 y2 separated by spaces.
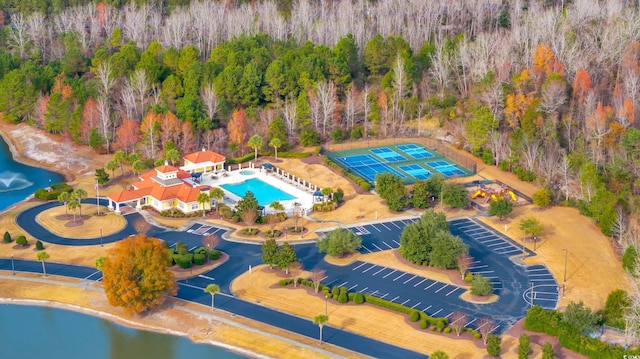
155 164 179 173
183 149 226 164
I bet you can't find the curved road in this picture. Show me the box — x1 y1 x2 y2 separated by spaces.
12 201 425 359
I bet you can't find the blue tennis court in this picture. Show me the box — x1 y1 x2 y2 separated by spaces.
428 160 466 177
398 164 431 180
370 147 406 162
397 144 435 159
335 154 406 183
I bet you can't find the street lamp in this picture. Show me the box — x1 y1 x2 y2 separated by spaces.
562 248 568 283
325 294 329 316
100 227 103 247
11 254 14 276
522 229 527 254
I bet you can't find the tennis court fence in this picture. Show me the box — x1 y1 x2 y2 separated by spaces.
422 138 477 175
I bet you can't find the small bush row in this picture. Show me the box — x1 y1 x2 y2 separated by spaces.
168 242 220 268
225 153 256 165
263 151 311 159
322 156 371 191
34 183 74 201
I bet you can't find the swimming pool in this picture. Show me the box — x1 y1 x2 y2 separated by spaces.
221 178 296 206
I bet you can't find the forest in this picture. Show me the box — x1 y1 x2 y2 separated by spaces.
0 0 639 257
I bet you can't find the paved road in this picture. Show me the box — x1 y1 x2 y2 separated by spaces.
10 202 425 359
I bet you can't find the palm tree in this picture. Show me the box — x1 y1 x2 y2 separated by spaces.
313 314 329 344
321 187 332 203
269 201 283 214
68 196 79 222
74 188 88 217
114 150 128 176
203 284 220 311
58 191 70 216
269 137 282 159
247 135 263 160
197 192 210 217
210 187 225 211
37 251 50 277
165 148 181 166
132 160 146 176
106 160 119 178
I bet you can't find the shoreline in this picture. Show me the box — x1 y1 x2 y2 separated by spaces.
0 297 265 359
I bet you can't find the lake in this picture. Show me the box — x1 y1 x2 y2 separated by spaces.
0 135 65 211
0 304 249 359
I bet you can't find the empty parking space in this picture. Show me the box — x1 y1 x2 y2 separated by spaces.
349 218 417 254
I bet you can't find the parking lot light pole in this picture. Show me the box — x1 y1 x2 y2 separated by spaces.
562 248 568 282
325 294 329 316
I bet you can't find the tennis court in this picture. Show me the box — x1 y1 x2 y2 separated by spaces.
428 160 467 177
397 144 435 159
327 143 472 186
398 164 431 180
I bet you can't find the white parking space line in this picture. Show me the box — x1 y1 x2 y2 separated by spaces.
170 242 177 248
372 243 384 251
467 318 477 326
500 249 522 255
487 242 507 247
401 299 411 305
391 222 402 229
411 302 422 308
472 270 494 274
353 262 367 271
320 276 328 281
475 234 496 240
403 275 417 284
198 274 215 281
431 309 443 316
371 224 382 232
348 284 359 291
325 279 337 286
390 296 399 302
394 273 407 281
445 312 454 318
372 267 387 276
529 273 553 276
480 238 503 244
380 223 391 230
425 282 438 290
361 246 373 253
446 288 459 296
371 290 378 296
393 240 400 246
526 268 548 272
414 278 428 287
423 305 432 311
382 241 394 249
534 298 559 302
362 264 377 273
338 281 348 287
383 270 397 278
380 293 388 299
468 264 488 270
532 278 557 282
435 284 448 293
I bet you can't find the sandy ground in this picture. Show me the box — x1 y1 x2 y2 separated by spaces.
0 121 632 358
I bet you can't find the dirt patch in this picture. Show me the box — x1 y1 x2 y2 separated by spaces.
64 220 84 227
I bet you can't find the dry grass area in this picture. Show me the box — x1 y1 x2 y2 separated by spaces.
35 205 126 238
479 205 631 310
0 275 356 359
231 265 487 358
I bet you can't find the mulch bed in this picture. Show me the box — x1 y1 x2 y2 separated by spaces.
503 319 586 359
64 220 84 227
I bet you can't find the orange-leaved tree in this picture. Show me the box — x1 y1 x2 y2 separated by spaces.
227 109 249 155
102 234 176 315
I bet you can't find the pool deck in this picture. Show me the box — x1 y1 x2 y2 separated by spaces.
201 167 315 214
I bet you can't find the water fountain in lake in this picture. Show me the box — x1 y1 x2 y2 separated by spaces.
0 171 34 192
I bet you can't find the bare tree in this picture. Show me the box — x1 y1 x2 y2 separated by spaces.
133 217 151 235
202 233 221 263
430 42 451 101
450 311 467 336
97 97 111 153
200 82 219 123
95 62 115 99
456 253 473 280
316 81 337 136
130 68 150 121
288 261 303 288
8 13 29 60
362 86 371 137
242 209 258 233
119 79 136 121
310 268 326 293
476 317 495 345
282 97 297 137
344 84 360 129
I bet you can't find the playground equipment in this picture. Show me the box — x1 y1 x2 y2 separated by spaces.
471 183 517 203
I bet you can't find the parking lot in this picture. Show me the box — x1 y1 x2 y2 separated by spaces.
349 218 418 254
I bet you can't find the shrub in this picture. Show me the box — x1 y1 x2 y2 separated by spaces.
193 253 206 265
518 334 531 359
176 241 189 255
436 320 445 332
468 329 481 340
194 247 208 255
209 250 219 260
241 228 259 236
482 148 493 165
430 325 437 331
419 319 428 329
35 240 44 250
331 286 339 297
171 253 181 265
523 306 563 336
410 310 421 322
16 236 28 246
3 231 11 243
353 292 364 304
623 246 637 274
464 272 473 283
532 188 551 208
34 183 73 200
178 254 193 269
337 292 348 304
444 327 451 334
279 279 293 286
603 289 630 329
486 334 501 357
470 274 493 296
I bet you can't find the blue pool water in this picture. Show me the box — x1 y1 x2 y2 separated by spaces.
221 178 296 206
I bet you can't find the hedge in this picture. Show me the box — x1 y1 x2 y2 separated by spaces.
225 153 255 165
322 156 371 191
353 292 364 304
209 250 219 260
279 279 294 286
177 254 193 269
524 305 562 336
265 151 311 158
409 310 420 322
34 183 73 200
